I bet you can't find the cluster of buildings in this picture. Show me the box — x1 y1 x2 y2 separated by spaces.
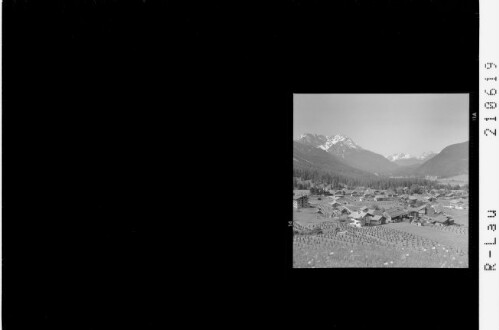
293 186 466 227
337 202 454 228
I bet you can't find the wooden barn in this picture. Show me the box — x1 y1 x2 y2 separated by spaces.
416 204 428 216
385 209 408 222
407 206 427 220
339 206 352 215
368 215 386 225
431 214 454 226
329 201 343 208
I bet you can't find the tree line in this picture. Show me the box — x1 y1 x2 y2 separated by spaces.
293 168 465 192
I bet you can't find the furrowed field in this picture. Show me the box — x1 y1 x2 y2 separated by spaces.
293 208 468 268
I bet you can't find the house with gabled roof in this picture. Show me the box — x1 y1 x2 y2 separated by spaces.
329 201 343 208
369 215 386 225
382 211 393 223
385 208 408 222
293 195 309 209
431 214 454 226
407 204 427 219
416 204 428 215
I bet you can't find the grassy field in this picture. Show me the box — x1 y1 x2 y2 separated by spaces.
436 174 468 187
294 240 467 268
293 207 328 225
384 223 468 252
293 210 468 268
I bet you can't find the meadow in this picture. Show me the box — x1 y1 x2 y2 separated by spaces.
435 174 469 187
293 209 468 268
384 223 468 252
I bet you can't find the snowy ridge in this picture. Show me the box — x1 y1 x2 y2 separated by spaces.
297 133 361 150
320 134 360 150
387 151 436 162
417 151 436 160
387 153 413 161
295 132 401 174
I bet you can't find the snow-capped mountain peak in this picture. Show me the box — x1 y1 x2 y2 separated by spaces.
296 133 328 146
295 132 401 173
318 134 361 152
387 153 412 161
296 133 362 157
387 151 437 163
417 151 436 160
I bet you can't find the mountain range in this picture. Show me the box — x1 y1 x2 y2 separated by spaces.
296 133 399 174
293 141 375 179
294 133 468 179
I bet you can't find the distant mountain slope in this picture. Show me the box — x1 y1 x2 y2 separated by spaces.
390 163 421 177
413 141 468 178
340 148 400 174
296 133 399 174
293 141 374 178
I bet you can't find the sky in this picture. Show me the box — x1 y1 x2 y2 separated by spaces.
293 94 469 157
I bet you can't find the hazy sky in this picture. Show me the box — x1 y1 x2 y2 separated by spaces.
294 94 469 157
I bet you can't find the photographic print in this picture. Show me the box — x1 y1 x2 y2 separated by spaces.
293 94 469 268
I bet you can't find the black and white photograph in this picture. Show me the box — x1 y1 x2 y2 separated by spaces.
3 0 490 329
293 94 469 268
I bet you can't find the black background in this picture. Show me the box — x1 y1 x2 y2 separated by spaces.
3 0 479 329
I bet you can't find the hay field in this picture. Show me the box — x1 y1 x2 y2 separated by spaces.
384 223 468 252
293 217 468 268
436 174 468 186
293 208 331 225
